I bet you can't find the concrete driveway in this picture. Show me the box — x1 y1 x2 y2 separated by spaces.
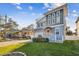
0 39 32 47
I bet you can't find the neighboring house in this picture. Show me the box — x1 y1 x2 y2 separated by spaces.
0 14 18 38
34 4 68 43
76 16 79 36
21 24 34 38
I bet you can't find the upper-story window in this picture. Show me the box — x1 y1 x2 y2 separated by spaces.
48 14 52 25
37 23 40 27
52 13 56 24
56 11 60 17
48 14 51 19
41 23 43 27
56 11 60 24
52 13 55 17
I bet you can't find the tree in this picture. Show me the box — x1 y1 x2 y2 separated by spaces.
66 26 73 36
66 30 73 35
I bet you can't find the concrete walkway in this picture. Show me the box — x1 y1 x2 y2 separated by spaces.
65 36 79 40
0 39 32 47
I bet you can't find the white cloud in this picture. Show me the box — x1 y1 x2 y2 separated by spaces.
48 8 52 11
16 5 22 10
39 13 42 16
32 13 36 16
28 6 33 10
43 3 50 9
73 10 76 13
72 10 78 17
72 13 78 17
11 3 22 10
43 3 65 10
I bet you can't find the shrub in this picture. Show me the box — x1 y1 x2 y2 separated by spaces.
0 36 5 42
32 37 49 42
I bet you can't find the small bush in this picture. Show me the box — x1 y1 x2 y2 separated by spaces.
32 37 49 42
0 37 5 42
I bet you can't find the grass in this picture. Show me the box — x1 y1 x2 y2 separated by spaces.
0 43 24 55
15 40 79 56
1 40 79 56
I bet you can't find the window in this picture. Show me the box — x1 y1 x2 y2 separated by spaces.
56 10 60 24
55 28 61 40
48 15 51 19
56 17 60 23
56 11 60 17
48 20 51 25
56 28 60 35
41 23 43 27
56 31 59 34
52 13 56 24
52 13 55 17
48 14 52 25
37 23 40 27
52 18 55 24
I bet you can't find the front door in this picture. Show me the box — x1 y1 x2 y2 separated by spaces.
55 28 61 41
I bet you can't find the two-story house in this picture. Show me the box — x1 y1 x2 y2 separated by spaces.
34 4 67 43
76 17 79 36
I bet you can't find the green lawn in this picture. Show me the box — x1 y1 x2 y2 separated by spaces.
0 43 24 55
15 40 79 56
1 40 79 56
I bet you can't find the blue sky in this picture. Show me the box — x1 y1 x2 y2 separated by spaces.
0 3 79 32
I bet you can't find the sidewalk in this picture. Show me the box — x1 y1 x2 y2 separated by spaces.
0 39 32 47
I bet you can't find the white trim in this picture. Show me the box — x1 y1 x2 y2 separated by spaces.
55 28 56 42
46 24 64 28
37 24 64 29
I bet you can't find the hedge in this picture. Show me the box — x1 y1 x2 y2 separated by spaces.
32 38 49 42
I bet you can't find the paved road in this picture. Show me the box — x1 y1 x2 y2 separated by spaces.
0 39 32 47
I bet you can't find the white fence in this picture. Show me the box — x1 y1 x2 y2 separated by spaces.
65 36 79 40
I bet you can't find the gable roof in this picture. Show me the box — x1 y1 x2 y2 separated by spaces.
36 4 67 23
44 4 67 16
76 16 79 23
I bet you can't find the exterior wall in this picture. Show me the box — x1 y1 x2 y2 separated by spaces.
76 21 79 36
34 4 67 43
34 29 44 37
46 25 64 43
46 9 64 27
55 25 64 43
36 17 46 29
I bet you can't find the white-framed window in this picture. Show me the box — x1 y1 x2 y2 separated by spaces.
41 23 43 27
56 17 60 23
48 14 52 25
48 14 51 19
52 13 56 24
37 23 40 27
52 18 55 24
56 28 60 35
52 13 55 17
56 11 60 17
56 11 60 23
